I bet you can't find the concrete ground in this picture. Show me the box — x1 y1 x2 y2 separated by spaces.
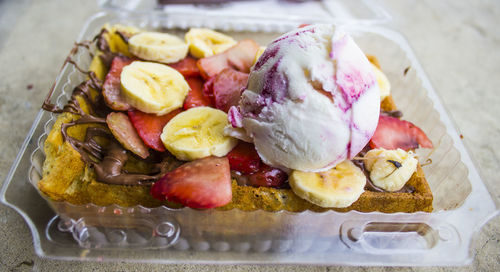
0 0 498 271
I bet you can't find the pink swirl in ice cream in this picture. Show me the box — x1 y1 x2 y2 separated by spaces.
229 24 380 172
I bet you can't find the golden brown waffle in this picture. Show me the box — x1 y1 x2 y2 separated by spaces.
38 36 433 213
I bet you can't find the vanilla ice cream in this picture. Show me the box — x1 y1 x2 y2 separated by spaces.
228 24 380 172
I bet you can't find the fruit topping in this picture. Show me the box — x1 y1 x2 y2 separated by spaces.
252 46 266 66
227 141 261 175
106 112 150 159
202 75 216 105
289 160 366 208
128 32 188 64
185 28 237 59
120 61 189 115
150 156 232 209
183 76 213 110
127 109 181 152
371 63 391 100
101 24 141 57
160 107 238 161
168 55 201 77
197 39 260 79
364 148 418 192
102 56 134 111
213 68 249 112
247 165 288 188
369 115 433 151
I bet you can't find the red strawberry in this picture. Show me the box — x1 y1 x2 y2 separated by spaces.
102 56 134 111
369 115 433 151
247 165 288 188
127 109 181 152
150 156 232 209
183 76 213 110
227 141 261 175
169 55 200 77
213 68 249 112
197 39 259 79
202 75 216 105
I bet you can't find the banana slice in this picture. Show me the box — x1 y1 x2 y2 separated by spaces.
252 46 267 66
121 61 189 115
371 63 391 100
103 24 141 57
289 160 366 208
161 107 238 161
364 148 417 192
185 28 237 59
129 32 188 64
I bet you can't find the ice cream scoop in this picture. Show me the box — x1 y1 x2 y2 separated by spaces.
228 24 380 172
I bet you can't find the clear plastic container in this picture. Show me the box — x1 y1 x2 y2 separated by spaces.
1 0 498 266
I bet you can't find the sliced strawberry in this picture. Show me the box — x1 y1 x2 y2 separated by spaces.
150 156 232 209
127 109 181 152
369 115 433 151
298 23 310 28
202 75 216 105
183 76 213 110
197 39 259 79
102 56 134 111
213 68 249 112
247 165 288 188
227 141 261 175
169 55 200 78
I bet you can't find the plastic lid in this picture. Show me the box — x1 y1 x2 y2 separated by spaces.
98 0 392 27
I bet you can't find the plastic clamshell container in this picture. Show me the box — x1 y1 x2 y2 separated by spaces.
1 0 498 266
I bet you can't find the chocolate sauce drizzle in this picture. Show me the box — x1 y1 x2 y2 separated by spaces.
42 35 172 186
381 110 403 118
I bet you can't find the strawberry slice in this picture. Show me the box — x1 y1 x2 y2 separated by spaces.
227 141 261 175
102 56 134 111
369 115 433 151
169 55 200 78
213 68 249 112
202 75 216 105
150 156 232 209
197 39 259 79
127 109 181 152
183 76 213 110
247 165 288 188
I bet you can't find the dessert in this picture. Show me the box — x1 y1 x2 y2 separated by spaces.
38 24 434 213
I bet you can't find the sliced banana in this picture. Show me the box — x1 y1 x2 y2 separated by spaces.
129 32 188 64
289 160 366 208
252 46 267 66
121 61 189 115
161 107 238 161
371 63 391 100
185 28 237 59
364 148 418 192
103 24 141 57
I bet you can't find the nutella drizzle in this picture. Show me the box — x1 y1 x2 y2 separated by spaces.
42 35 172 186
382 110 403 118
116 30 131 44
94 28 110 52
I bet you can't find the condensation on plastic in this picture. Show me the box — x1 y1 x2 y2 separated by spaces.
1 0 499 266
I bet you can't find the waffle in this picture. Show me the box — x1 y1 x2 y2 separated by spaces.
38 28 433 213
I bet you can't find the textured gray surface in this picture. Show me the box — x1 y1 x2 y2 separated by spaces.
0 0 499 271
